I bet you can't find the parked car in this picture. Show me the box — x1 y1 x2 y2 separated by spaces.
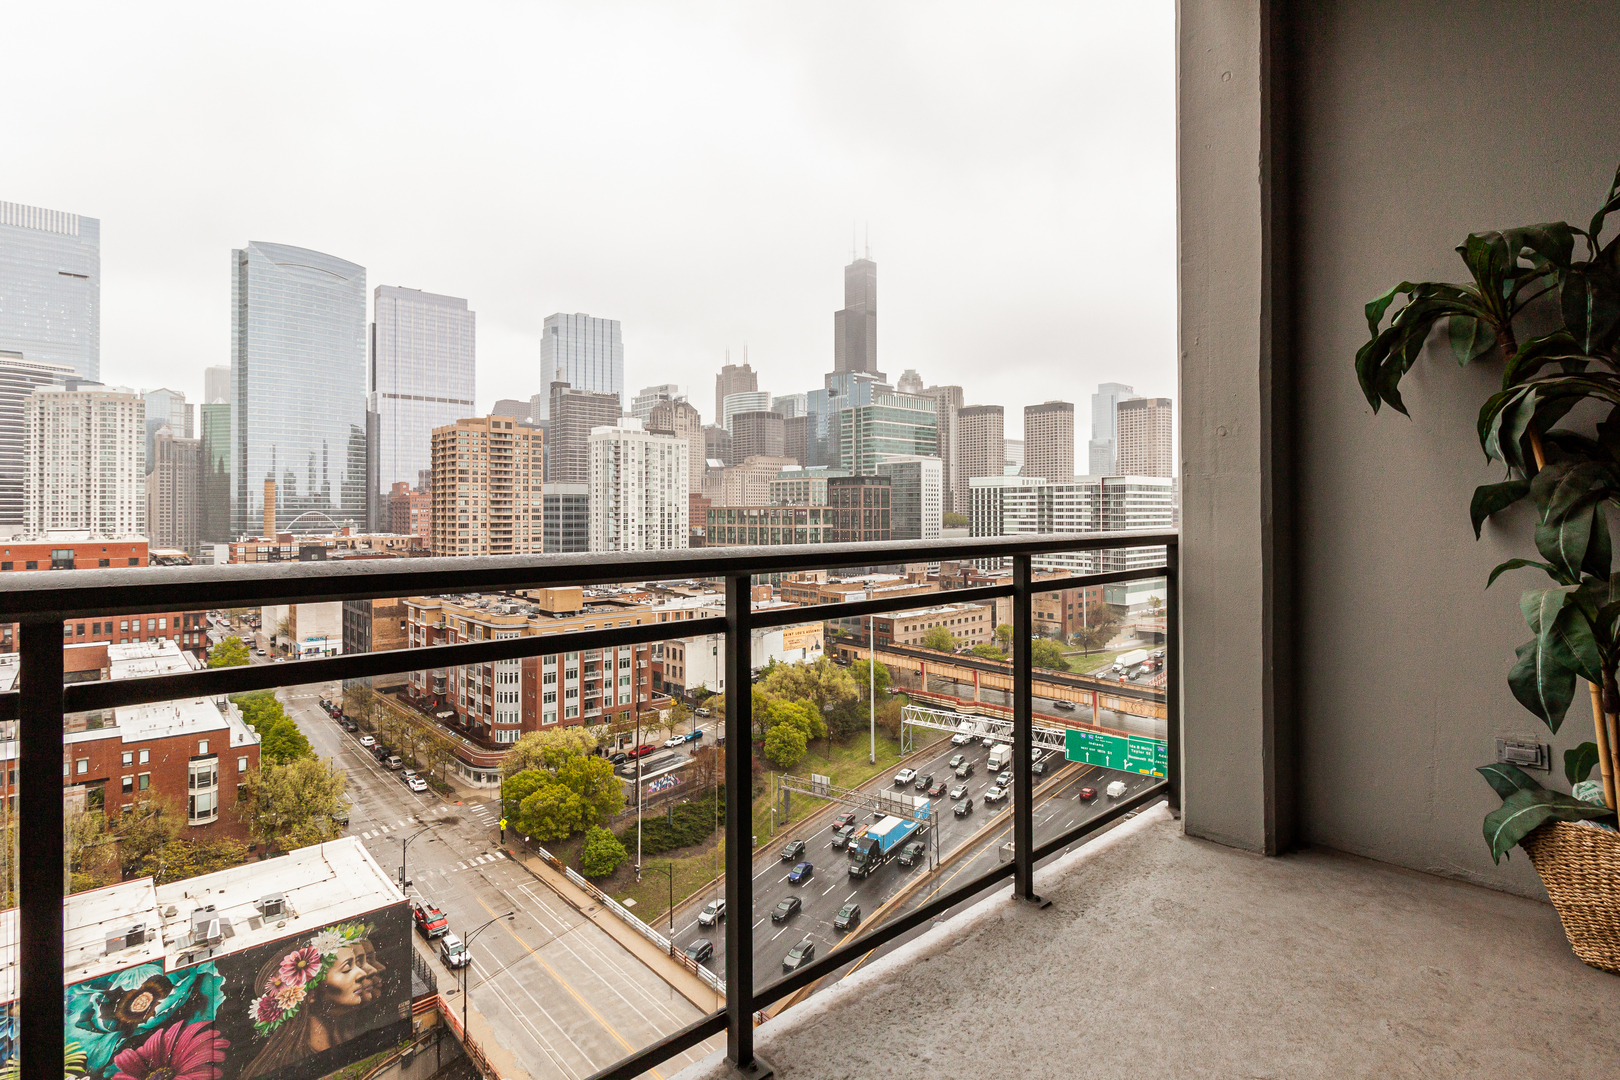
831 825 856 850
698 899 726 927
893 768 917 786
831 811 856 832
927 780 948 797
629 743 658 758
683 728 704 743
949 783 969 801
913 773 933 792
684 939 714 964
407 776 429 793
608 751 629 766
413 902 449 939
948 753 966 770
787 861 814 885
402 768 418 780
1106 780 1127 799
695 707 712 717
439 933 469 968
898 841 926 867
833 903 861 931
783 936 816 973
954 798 974 817
780 839 807 862
359 734 375 748
1079 787 1097 801
663 735 686 748
332 797 352 827
771 897 802 923
1054 699 1076 710
386 755 404 770
343 720 358 732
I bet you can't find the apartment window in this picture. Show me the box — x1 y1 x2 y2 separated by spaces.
565 687 578 699
542 671 556 684
138 750 149 764
138 774 150 790
564 705 578 719
24 561 36 570
121 776 133 794
98 559 110 568
121 751 133 766
147 618 156 631
160 618 167 630
76 623 85 636
543 691 556 703
76 760 87 775
543 711 557 725
238 756 248 771
93 622 101 635
120 620 129 632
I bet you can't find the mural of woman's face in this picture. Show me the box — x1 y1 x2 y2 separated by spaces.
352 939 387 1003
318 945 369 1009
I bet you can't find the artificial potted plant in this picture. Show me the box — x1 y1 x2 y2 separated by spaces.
1358 165 1620 973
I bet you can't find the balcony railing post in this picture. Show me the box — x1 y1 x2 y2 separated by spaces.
19 619 66 1080
723 574 770 1076
1166 541 1181 815
1011 555 1045 907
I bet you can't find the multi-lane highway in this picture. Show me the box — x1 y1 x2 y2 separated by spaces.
278 682 719 1080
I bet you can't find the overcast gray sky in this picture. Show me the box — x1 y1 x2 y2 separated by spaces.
4 1 1175 439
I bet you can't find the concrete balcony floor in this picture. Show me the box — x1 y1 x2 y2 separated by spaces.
676 804 1620 1079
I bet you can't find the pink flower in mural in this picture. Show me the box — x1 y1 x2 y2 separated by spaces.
278 946 324 985
275 983 305 1010
252 992 286 1027
109 1021 229 1080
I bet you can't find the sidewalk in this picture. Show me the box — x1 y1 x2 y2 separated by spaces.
514 849 725 1013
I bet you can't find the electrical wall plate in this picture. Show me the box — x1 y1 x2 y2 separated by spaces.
1496 737 1550 771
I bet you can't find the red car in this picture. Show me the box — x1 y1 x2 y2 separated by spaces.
831 811 856 832
1079 787 1097 802
628 743 658 759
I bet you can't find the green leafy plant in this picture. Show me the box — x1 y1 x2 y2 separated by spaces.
1358 164 1620 858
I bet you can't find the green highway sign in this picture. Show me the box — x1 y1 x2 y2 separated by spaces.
1064 728 1167 776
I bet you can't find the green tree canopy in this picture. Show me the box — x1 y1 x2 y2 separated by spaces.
507 756 625 840
970 643 1007 661
1030 638 1071 672
135 838 249 885
233 691 313 764
760 657 861 718
850 658 891 698
763 721 808 770
502 728 598 779
513 780 585 842
920 626 957 651
554 755 626 823
994 624 1014 649
207 636 250 668
580 825 629 878
240 758 348 850
942 511 968 528
502 768 553 818
760 698 826 741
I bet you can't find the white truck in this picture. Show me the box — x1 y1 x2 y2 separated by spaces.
1111 649 1150 673
987 743 1013 772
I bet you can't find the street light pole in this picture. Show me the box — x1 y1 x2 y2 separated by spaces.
460 911 515 1042
399 823 439 894
868 615 876 765
643 862 675 940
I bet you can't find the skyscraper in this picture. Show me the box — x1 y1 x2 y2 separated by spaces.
231 242 368 537
26 382 144 535
918 384 963 513
543 482 589 554
875 454 943 541
0 201 100 379
956 404 1005 512
198 401 231 547
588 419 689 552
833 256 880 379
204 365 230 405
631 384 682 422
837 392 938 475
1116 397 1174 477
1024 401 1074 482
771 392 808 419
1088 382 1136 475
547 382 621 484
722 390 772 430
429 415 542 556
715 361 757 424
147 426 202 555
369 286 476 526
142 388 191 470
646 398 704 497
896 369 924 395
0 351 77 526
539 313 622 420
730 410 785 461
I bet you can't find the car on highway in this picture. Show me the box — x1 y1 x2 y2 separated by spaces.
771 897 802 922
831 825 856 850
948 782 969 801
1079 787 1097 801
951 731 974 746
780 839 807 862
782 936 816 972
893 768 917 786
1054 699 1076 710
1033 757 1050 776
948 753 966 770
913 773 933 792
981 734 998 747
955 761 974 779
954 797 975 817
831 811 856 832
406 776 429 793
439 933 469 968
984 785 1008 804
698 899 726 927
927 780 947 797
787 861 814 884
833 903 861 931
1107 780 1127 798
898 841 926 867
359 735 375 748
995 770 1013 788
684 939 714 964
663 734 686 748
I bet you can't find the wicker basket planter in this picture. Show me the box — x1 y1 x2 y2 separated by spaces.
1521 819 1620 974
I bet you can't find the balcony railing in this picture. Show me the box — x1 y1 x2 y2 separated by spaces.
0 529 1177 1080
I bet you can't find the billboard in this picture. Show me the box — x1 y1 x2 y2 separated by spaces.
1063 728 1166 776
63 903 411 1080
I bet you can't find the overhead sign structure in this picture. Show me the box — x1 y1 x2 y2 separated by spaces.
1064 728 1167 777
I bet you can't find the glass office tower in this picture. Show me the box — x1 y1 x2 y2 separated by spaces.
369 286 476 515
231 242 367 537
537 312 622 420
0 201 100 380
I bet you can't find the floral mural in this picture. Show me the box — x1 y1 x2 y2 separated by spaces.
63 905 408 1080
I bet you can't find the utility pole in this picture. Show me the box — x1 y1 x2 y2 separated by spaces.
460 912 515 1041
868 615 876 764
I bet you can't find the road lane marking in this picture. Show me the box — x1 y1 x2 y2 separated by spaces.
770 925 789 940
845 891 857 902
820 881 838 895
778 873 790 883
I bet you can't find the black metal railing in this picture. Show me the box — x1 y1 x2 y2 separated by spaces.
0 530 1177 1080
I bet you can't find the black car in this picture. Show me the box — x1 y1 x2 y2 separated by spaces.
684 939 714 964
771 897 802 923
608 751 628 766
833 903 861 931
913 773 933 792
343 720 358 732
780 839 807 862
782 936 816 972
897 841 926 867
954 797 974 817
831 825 856 850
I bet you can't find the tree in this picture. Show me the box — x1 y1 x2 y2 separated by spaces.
513 780 585 842
666 699 691 735
760 658 860 720
760 699 825 741
764 722 808 770
502 769 553 819
580 825 629 878
232 691 313 764
942 511 968 528
970 643 1008 661
1031 638 1071 672
108 798 186 880
501 728 598 779
994 624 1014 649
690 745 725 789
1072 610 1121 655
850 658 891 699
135 838 249 884
240 758 348 850
207 636 250 668
344 683 376 727
66 807 120 894
554 755 626 824
920 626 957 652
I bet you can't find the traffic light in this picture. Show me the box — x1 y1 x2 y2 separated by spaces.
499 817 507 842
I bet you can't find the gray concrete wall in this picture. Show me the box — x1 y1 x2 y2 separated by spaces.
1291 0 1620 893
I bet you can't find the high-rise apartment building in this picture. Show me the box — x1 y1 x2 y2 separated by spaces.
204 365 230 405
547 381 621 483
833 256 881 378
0 201 100 380
715 362 757 424
827 474 891 542
146 426 202 555
26 382 145 535
388 481 431 546
971 473 1173 573
1116 397 1174 478
198 402 231 548
703 425 732 468
919 384 963 514
771 392 808 420
1004 438 1025 474
730 410 785 461
875 454 943 541
1088 382 1136 475
0 351 77 526
429 415 543 556
837 391 938 475
543 482 589 553
1024 400 1074 482
721 456 799 507
955 404 1005 511
493 398 536 424
587 419 689 552
231 242 368 537
722 390 772 430
539 313 622 421
784 414 812 467
142 388 192 470
631 384 682 422
646 398 704 496
896 369 924 395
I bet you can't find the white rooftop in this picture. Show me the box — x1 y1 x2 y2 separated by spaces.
108 639 200 680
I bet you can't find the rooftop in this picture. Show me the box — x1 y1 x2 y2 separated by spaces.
107 638 198 680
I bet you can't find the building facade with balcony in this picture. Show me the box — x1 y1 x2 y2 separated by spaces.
429 414 542 556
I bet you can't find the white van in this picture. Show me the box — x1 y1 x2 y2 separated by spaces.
1106 780 1127 799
